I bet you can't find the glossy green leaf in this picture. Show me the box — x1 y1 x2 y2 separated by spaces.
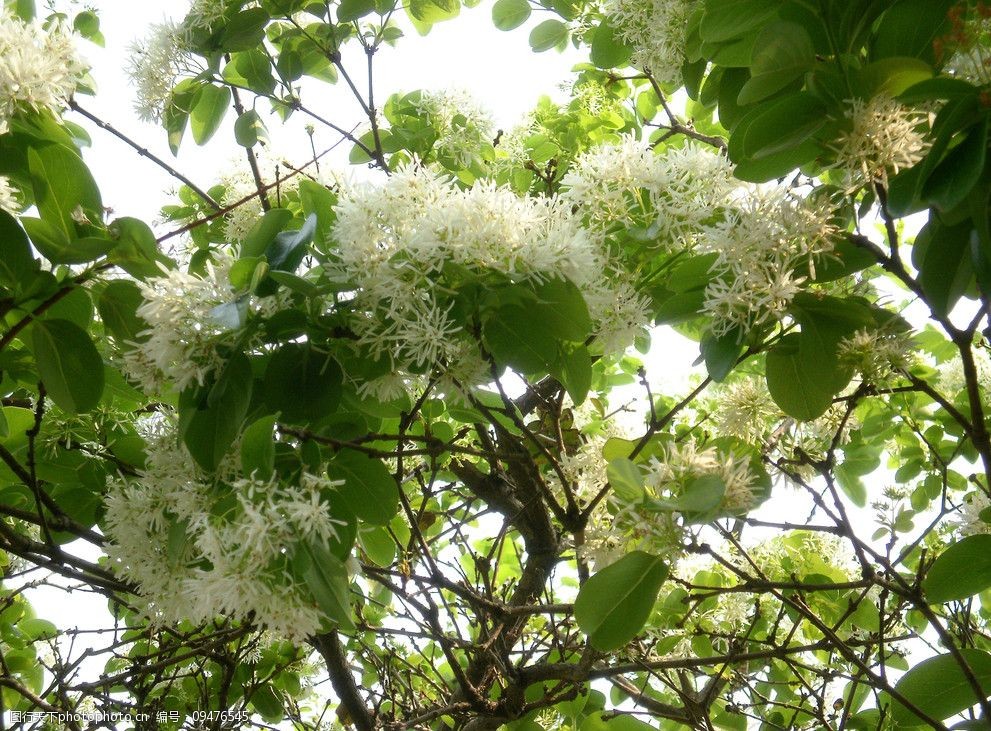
31 319 104 414
0 211 38 288
179 352 253 471
891 649 991 726
234 109 269 147
300 538 355 630
97 280 147 344
191 85 231 145
737 21 814 105
607 458 645 502
554 343 592 405
529 19 567 52
219 7 270 51
264 343 343 423
328 449 398 526
492 0 530 31
923 534 991 603
574 551 668 651
590 21 632 69
240 414 277 481
27 143 102 238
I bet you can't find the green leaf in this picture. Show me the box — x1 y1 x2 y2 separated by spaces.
241 208 293 259
766 334 833 421
0 211 38 288
699 0 782 43
492 0 530 31
730 91 826 167
923 534 991 603
249 685 285 724
327 449 398 526
590 21 632 69
700 329 741 382
21 218 112 264
574 551 668 651
27 143 102 239
338 0 376 21
529 19 567 52
891 649 991 726
607 458 645 502
220 7 270 51
359 524 396 566
18 618 57 641
222 50 277 94
298 179 336 242
915 218 974 318
861 57 934 98
666 474 726 520
554 344 592 404
108 217 172 280
406 0 459 33
98 280 147 344
191 85 231 145
300 538 355 630
264 343 343 424
533 277 593 342
179 352 253 471
737 21 814 105
31 319 105 414
483 306 557 374
922 116 988 211
234 110 269 147
241 414 277 481
872 0 954 61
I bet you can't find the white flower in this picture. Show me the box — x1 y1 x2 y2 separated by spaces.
647 440 760 513
0 175 19 215
605 0 695 83
829 96 930 192
125 256 236 392
411 89 495 169
838 327 915 384
331 164 618 379
126 21 200 123
103 421 350 640
218 150 302 244
712 376 780 445
700 187 837 337
958 490 991 536
562 137 736 246
0 10 86 134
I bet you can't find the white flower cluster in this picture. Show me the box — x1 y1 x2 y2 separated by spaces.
0 175 18 215
958 489 991 536
123 254 286 393
561 136 736 245
103 421 346 639
712 376 781 445
838 327 915 385
604 0 695 84
412 89 495 169
937 347 991 396
563 138 837 338
0 9 86 135
700 188 837 337
126 21 201 123
331 165 648 387
647 440 759 512
123 257 236 392
830 95 930 192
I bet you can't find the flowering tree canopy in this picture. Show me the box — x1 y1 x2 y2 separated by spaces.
4 0 991 728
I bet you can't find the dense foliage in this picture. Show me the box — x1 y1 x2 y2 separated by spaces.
3 0 991 728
